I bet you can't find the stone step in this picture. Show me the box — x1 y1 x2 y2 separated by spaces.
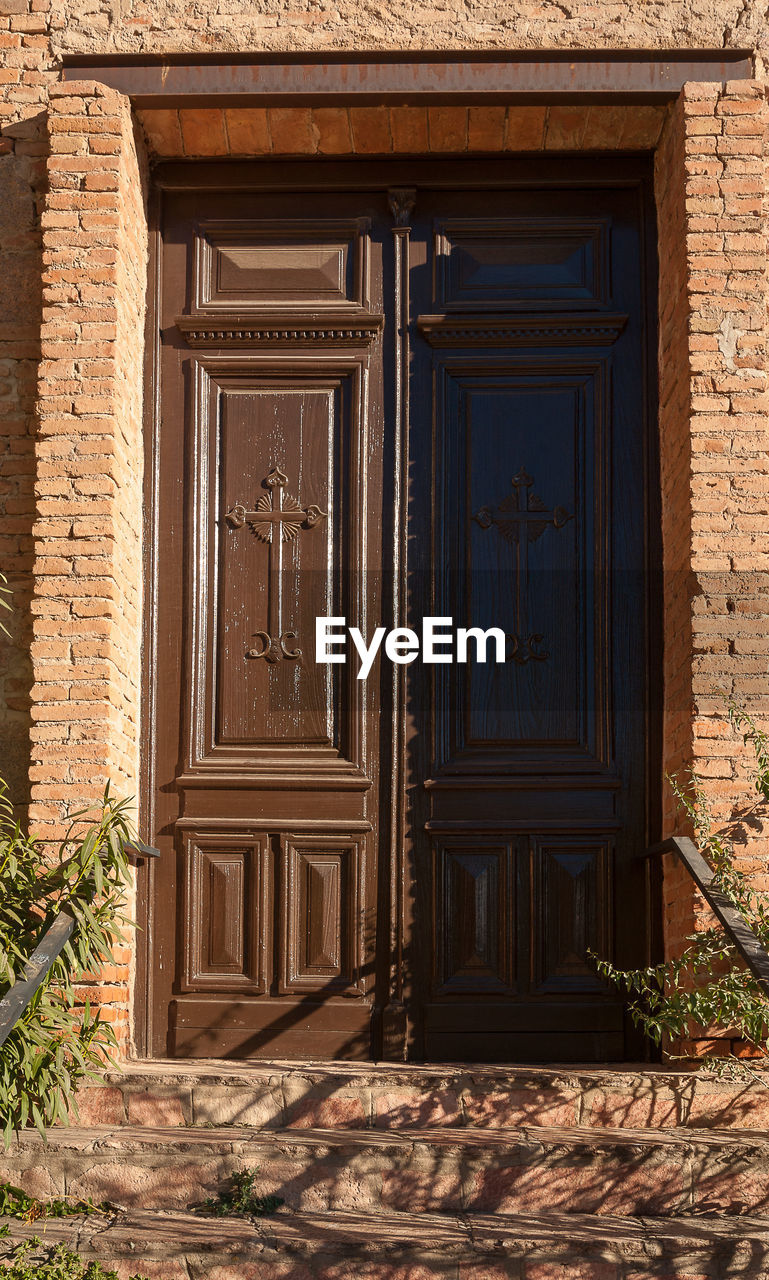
73 1058 769 1131
3 1204 769 1279
7 1123 769 1217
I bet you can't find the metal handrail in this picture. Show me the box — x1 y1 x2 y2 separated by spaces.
0 907 78 1050
649 835 769 1000
0 838 159 1051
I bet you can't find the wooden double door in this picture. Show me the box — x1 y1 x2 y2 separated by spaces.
143 157 659 1063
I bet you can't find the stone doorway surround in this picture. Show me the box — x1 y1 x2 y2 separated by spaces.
28 56 769 1057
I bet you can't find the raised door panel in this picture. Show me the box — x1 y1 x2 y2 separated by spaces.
280 836 364 995
191 219 371 315
433 838 515 995
531 836 612 994
434 218 610 311
432 358 608 769
188 359 368 773
181 832 268 993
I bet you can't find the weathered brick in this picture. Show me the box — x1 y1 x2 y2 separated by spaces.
505 105 547 149
467 105 506 150
179 107 228 156
427 105 468 151
268 106 317 154
349 105 392 154
136 107 182 156
224 106 270 155
545 104 588 148
389 105 429 152
313 106 352 154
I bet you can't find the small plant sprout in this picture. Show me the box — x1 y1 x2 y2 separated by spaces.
0 1184 105 1224
198 1168 285 1219
0 1238 148 1280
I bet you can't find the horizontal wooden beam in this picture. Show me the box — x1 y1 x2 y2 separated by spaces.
61 50 754 108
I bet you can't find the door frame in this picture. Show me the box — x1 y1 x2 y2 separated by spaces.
134 153 662 1061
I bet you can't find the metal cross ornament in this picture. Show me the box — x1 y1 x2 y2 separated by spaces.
472 466 572 664
225 465 326 663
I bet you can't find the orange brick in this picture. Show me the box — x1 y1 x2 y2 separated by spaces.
467 106 506 151
505 105 546 150
313 107 352 154
349 106 391 154
178 108 228 156
389 105 429 152
545 104 588 149
224 107 270 155
580 105 629 149
427 105 468 152
268 107 317 155
137 109 183 157
620 104 667 148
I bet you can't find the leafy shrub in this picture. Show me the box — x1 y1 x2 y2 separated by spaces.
0 1184 103 1223
199 1169 284 1218
0 780 135 1145
593 704 769 1068
0 1237 147 1280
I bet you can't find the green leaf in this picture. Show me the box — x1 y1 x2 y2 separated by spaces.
0 773 136 1147
595 733 769 1069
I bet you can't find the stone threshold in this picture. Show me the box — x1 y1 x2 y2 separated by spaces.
71 1057 769 1132
4 1204 769 1263
113 1058 700 1083
9 1121 769 1218
18 1122 769 1153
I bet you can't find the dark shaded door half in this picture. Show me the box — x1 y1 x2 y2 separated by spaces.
143 158 657 1062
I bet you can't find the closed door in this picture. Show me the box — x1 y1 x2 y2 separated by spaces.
403 179 656 1062
143 158 657 1062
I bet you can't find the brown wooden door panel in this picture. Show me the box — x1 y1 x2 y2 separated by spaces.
149 186 387 1059
432 216 611 312
171 998 373 1060
145 160 658 1063
406 178 654 1062
531 835 613 994
189 218 372 316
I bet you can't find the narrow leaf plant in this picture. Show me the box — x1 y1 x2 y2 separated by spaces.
0 780 135 1146
592 704 769 1073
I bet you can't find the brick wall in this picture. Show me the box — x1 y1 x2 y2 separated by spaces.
0 0 53 818
654 80 769 1053
30 79 148 1048
655 93 700 963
